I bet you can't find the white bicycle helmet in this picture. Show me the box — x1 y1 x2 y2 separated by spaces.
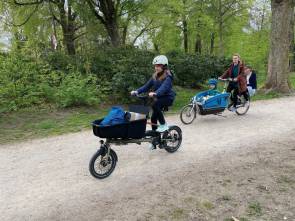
152 55 168 66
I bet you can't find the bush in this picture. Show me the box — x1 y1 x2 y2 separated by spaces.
0 53 100 112
167 51 231 88
0 53 46 112
0 47 231 112
53 72 98 108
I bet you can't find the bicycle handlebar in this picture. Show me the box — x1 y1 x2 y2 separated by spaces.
131 94 156 99
218 78 234 82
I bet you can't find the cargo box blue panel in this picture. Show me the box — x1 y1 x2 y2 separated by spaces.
203 93 230 110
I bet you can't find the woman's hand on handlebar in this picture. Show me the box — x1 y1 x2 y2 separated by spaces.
218 77 234 82
130 90 138 96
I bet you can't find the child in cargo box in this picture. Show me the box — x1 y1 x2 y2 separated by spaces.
196 79 220 103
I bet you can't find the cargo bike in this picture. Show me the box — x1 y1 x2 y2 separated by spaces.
89 95 182 179
180 78 250 124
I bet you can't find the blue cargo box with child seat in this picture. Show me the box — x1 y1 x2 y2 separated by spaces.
196 92 230 115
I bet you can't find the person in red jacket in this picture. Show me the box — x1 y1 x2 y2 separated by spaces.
218 53 248 111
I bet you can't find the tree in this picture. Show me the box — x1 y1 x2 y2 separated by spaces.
206 0 250 56
48 0 85 55
86 0 121 47
5 0 85 55
265 0 295 93
85 0 148 47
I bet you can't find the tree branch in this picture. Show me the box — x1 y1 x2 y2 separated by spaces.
73 32 87 40
86 0 106 25
14 0 43 6
132 20 158 45
48 1 61 24
74 24 85 31
221 0 239 17
223 8 245 22
10 3 40 26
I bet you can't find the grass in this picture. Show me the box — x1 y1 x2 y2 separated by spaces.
1 72 295 145
0 106 108 144
247 201 262 216
170 208 188 220
169 86 196 113
200 201 214 210
277 175 295 187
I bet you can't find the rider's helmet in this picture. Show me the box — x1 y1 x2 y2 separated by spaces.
208 79 218 89
152 55 168 68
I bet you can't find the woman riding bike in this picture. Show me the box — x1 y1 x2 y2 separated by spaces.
131 55 176 133
218 53 248 112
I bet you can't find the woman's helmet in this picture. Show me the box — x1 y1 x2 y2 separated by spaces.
152 55 168 66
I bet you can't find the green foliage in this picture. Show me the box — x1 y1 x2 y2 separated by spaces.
247 201 262 216
168 51 231 87
54 72 98 108
0 53 99 112
0 47 230 112
0 53 44 112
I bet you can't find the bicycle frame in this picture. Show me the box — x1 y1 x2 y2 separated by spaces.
219 79 248 109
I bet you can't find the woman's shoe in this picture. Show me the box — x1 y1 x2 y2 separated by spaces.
148 143 156 151
156 124 169 132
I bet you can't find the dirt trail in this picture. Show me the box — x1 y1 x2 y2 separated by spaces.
1 97 295 221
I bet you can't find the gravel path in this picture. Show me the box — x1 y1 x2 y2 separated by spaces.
1 97 295 221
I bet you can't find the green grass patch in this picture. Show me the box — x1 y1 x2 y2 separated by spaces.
277 175 295 185
290 72 295 88
169 86 197 113
239 218 250 221
200 201 214 210
251 91 282 101
247 201 262 216
0 106 107 144
170 208 188 220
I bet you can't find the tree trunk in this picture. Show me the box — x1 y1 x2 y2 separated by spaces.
105 20 121 47
122 24 128 45
182 17 188 53
86 0 121 47
266 0 294 93
58 2 76 55
289 8 295 72
122 15 131 45
195 33 202 54
210 32 215 55
217 0 224 57
218 19 224 56
51 18 58 50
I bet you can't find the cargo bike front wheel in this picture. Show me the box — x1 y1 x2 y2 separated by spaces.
89 143 118 179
